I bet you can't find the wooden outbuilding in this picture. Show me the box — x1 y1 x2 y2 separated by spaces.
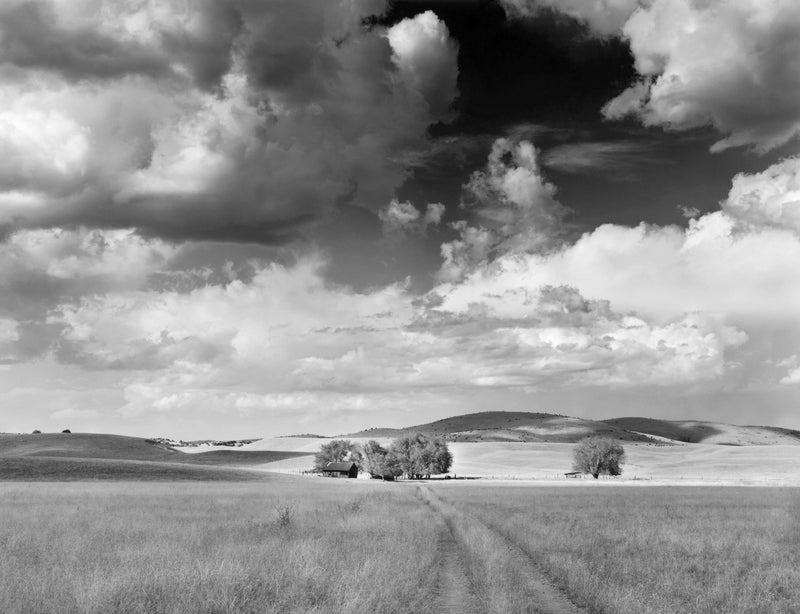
321 462 358 478
564 471 582 479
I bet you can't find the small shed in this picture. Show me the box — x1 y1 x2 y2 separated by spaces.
322 462 358 478
564 471 582 479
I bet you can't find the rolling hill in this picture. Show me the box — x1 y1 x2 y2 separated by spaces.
342 411 800 446
0 432 308 481
601 417 800 446
344 411 658 443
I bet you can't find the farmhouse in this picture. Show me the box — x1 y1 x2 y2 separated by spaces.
321 462 358 478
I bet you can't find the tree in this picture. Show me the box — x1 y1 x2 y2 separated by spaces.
389 433 452 479
361 440 402 480
313 439 363 472
572 436 625 479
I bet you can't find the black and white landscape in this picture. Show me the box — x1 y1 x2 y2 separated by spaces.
1 1 799 613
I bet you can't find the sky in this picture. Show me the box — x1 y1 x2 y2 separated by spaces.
0 0 799 438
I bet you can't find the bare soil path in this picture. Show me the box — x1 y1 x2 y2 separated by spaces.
435 519 482 614
419 486 585 614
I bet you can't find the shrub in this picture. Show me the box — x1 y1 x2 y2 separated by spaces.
275 504 294 529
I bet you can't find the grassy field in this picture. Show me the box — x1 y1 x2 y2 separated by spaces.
443 483 800 614
4 474 800 613
0 479 441 614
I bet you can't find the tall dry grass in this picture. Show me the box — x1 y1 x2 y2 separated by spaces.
444 484 800 614
0 479 439 614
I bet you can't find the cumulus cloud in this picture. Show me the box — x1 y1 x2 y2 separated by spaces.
0 226 183 364
5 156 798 424
723 157 800 234
38 241 749 423
386 10 460 121
678 205 701 219
505 1 800 153
602 0 800 152
0 1 174 82
0 2 459 243
432 155 800 396
439 206 800 324
439 138 570 280
379 199 445 235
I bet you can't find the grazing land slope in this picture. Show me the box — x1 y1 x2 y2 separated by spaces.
603 417 800 445
344 411 657 443
342 411 800 446
0 433 307 481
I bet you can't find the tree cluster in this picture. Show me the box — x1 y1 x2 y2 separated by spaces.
314 433 452 480
572 436 625 479
312 439 363 472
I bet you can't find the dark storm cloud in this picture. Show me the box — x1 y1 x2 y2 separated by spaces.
159 2 244 90
0 1 460 246
0 2 169 81
0 0 243 89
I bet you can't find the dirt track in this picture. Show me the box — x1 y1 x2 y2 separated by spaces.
435 520 482 614
419 485 585 614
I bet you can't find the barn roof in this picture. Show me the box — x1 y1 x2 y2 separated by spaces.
323 462 357 471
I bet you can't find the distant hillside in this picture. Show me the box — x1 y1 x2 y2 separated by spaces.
341 411 800 446
0 432 307 480
343 411 658 444
602 418 800 446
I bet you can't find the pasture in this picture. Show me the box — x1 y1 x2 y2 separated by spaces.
2 477 800 613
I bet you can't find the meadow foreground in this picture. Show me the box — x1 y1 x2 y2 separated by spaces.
2 478 800 613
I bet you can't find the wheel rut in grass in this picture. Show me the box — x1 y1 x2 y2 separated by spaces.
419 486 585 614
484 527 584 614
435 519 482 614
417 487 482 614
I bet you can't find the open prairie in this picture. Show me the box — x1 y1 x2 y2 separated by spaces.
3 478 800 614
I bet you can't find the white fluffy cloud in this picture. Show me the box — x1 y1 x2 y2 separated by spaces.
432 156 800 395
379 199 445 235
1 145 797 429
0 2 459 242
439 138 569 280
387 10 460 121
505 0 800 153
603 0 800 152
724 157 800 234
46 255 747 419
